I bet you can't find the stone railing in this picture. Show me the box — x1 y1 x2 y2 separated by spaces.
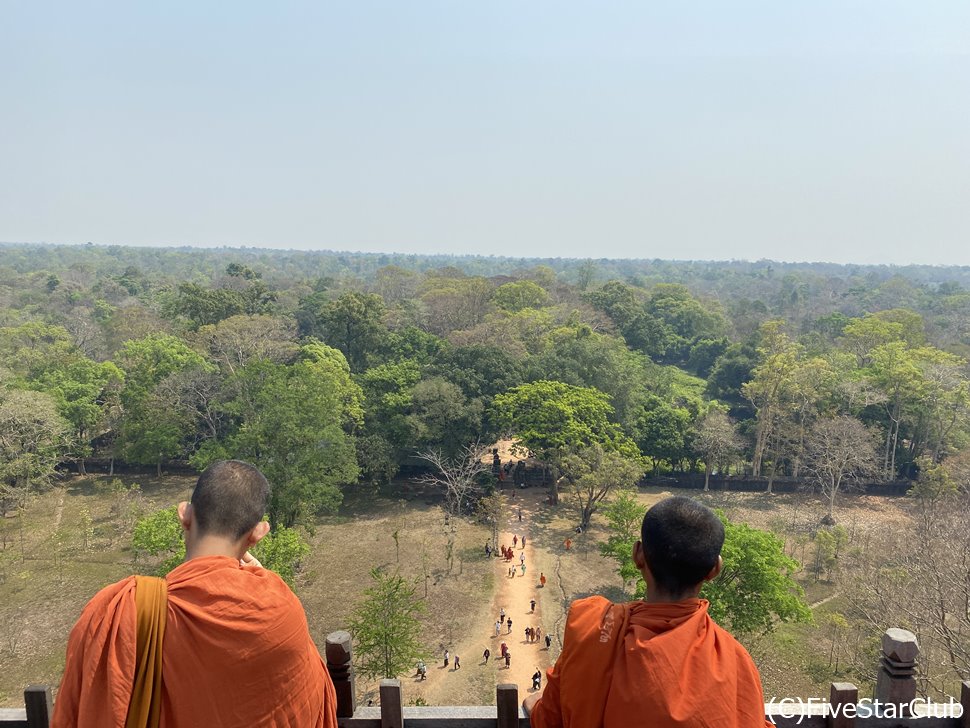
2 628 967 727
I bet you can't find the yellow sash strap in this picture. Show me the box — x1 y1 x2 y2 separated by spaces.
125 575 168 728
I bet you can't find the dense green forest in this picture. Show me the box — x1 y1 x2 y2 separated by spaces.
3 242 970 530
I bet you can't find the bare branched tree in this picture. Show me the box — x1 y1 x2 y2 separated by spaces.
415 443 491 516
693 410 744 491
476 491 506 551
803 415 879 523
844 482 970 696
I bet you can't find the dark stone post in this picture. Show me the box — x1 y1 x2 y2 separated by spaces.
828 682 857 728
24 685 52 728
379 679 403 728
325 630 356 718
496 683 519 728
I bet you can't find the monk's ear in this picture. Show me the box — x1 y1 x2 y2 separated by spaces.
177 501 192 532
703 555 723 582
632 540 647 570
246 520 270 547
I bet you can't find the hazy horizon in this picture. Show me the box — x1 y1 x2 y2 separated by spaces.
3 2 969 267
8 238 970 271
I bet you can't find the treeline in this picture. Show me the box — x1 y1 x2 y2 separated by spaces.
2 243 970 529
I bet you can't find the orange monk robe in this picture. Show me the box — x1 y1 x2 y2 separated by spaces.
530 596 772 728
53 556 338 728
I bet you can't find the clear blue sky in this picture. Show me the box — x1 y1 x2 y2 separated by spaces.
2 2 968 265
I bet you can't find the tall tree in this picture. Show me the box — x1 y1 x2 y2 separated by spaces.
116 334 211 474
194 314 299 374
31 357 125 474
693 410 744 490
349 568 428 680
0 389 72 514
630 394 694 471
742 320 800 478
803 415 879 523
492 280 550 312
313 292 389 371
194 343 362 528
705 518 812 635
415 443 491 516
864 342 923 479
407 378 484 458
559 445 643 530
477 490 507 551
492 380 640 504
598 492 646 590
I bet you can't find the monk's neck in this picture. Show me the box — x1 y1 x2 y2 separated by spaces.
643 587 703 604
184 534 246 562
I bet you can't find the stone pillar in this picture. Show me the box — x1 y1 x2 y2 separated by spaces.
828 682 858 728
496 683 520 728
874 628 918 716
379 679 403 728
24 685 52 728
325 630 356 718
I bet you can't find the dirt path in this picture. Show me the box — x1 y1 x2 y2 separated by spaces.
52 488 66 532
420 491 554 703
808 592 841 609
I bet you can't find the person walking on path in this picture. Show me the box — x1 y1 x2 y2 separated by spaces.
532 669 542 691
495 619 502 637
505 651 512 669
513 535 518 548
507 617 513 634
500 607 506 623
544 634 552 649
521 564 526 577
483 648 490 664
522 535 526 548
539 572 546 588
520 552 525 566
530 599 536 613
536 626 542 643
454 654 461 670
443 649 449 668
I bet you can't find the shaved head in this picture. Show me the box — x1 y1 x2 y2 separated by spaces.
641 496 724 595
191 460 270 540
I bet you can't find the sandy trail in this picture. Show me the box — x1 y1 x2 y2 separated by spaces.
420 490 554 703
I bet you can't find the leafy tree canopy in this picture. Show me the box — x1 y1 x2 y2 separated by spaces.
492 380 640 463
349 567 428 680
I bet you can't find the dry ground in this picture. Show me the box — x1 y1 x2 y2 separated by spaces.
0 476 913 708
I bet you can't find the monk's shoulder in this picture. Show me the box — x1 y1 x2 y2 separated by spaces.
567 595 612 619
76 576 136 622
66 575 137 647
244 566 301 599
564 595 613 637
708 619 761 670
